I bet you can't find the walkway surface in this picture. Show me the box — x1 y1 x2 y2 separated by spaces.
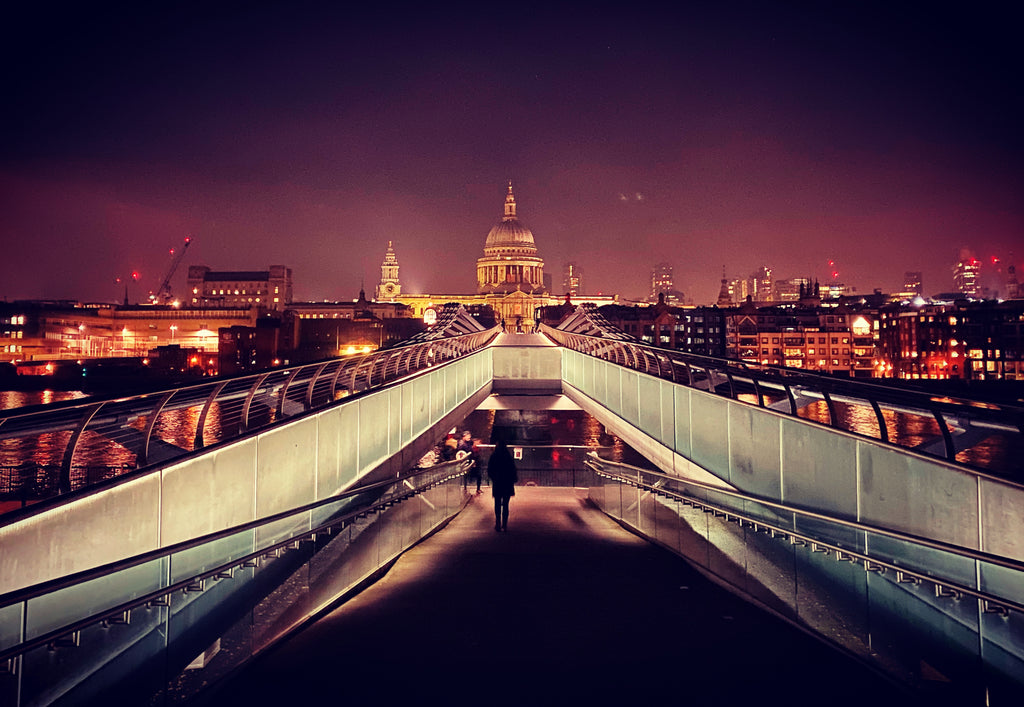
207 487 911 706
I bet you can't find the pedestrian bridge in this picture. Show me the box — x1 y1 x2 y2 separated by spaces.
1 305 1022 705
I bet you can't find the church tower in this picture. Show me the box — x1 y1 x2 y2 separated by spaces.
716 267 732 306
376 241 401 300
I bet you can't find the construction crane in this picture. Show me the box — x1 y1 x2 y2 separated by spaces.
149 236 192 305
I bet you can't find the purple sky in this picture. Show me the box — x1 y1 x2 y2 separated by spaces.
2 2 1021 305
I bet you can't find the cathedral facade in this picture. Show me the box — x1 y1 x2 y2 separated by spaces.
476 183 545 294
379 183 614 331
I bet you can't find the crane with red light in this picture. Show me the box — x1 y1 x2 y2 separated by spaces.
149 236 192 305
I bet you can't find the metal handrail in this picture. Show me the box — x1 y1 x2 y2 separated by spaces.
0 308 497 512
585 455 1023 615
585 453 1023 572
543 308 1024 478
0 457 473 663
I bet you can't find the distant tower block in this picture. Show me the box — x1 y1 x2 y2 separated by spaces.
650 262 673 301
377 241 401 300
953 252 981 297
562 262 582 296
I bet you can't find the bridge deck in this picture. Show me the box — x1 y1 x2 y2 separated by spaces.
206 487 910 706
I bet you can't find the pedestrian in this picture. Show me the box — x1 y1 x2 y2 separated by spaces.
457 431 481 493
441 431 458 461
487 439 517 531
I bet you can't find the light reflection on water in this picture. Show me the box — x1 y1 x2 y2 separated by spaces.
2 382 1020 505
797 399 943 449
457 408 644 468
0 390 87 410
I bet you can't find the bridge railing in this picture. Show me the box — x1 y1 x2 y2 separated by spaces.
0 457 473 704
584 453 1024 700
0 306 497 513
542 311 1024 480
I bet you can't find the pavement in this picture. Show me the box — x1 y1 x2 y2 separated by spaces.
207 487 913 707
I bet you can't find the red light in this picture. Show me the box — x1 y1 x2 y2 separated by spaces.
131 271 140 281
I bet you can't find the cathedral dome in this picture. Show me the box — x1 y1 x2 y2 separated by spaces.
485 219 536 248
482 182 537 252
476 182 545 295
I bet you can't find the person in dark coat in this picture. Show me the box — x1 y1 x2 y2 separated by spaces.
458 431 481 493
487 439 517 531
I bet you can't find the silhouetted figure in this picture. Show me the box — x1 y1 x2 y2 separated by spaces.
441 432 458 461
458 431 481 493
487 439 517 531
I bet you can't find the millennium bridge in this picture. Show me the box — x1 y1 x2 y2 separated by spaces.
1 304 1022 705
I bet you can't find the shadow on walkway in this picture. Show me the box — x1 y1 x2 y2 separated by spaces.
204 487 909 706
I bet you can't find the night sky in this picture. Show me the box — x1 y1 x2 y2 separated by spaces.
2 2 1021 305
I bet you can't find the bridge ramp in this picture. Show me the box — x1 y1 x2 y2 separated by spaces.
205 487 914 706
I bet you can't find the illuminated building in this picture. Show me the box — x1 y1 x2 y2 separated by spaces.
282 289 422 363
877 303 961 380
376 241 402 300
107 306 257 361
818 281 855 299
730 267 774 304
562 262 583 297
728 277 749 303
0 302 109 363
953 254 981 298
187 265 293 311
725 302 876 378
596 297 726 358
774 278 811 302
893 271 923 300
386 184 615 332
754 266 773 303
476 183 545 295
0 301 255 376
650 263 674 301
874 299 1024 381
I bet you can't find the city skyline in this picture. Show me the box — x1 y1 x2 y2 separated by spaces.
1 3 1021 305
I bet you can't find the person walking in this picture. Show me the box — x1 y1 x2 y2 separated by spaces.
458 431 481 493
487 439 517 531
